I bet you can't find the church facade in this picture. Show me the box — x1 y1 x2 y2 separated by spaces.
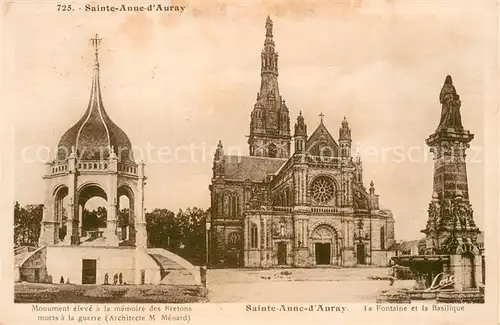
208 17 396 268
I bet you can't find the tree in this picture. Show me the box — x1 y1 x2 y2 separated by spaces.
177 208 206 265
146 208 177 249
118 208 130 228
145 207 207 265
14 202 43 247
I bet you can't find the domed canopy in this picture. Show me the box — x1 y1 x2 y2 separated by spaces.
57 39 133 163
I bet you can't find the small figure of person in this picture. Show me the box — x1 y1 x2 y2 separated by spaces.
388 267 396 286
104 273 109 285
60 276 64 284
113 273 118 285
200 266 207 287
119 273 123 285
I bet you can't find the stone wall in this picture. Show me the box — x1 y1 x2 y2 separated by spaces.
19 247 51 283
44 246 160 285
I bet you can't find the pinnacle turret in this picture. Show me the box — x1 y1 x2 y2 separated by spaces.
294 111 307 137
339 116 351 141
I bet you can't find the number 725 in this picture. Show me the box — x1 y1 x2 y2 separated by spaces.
57 4 73 11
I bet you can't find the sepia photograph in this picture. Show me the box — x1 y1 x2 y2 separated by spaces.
1 1 498 324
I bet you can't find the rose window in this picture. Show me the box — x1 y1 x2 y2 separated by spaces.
227 232 241 247
311 177 335 204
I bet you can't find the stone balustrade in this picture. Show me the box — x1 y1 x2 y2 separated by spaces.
311 206 339 214
46 160 138 175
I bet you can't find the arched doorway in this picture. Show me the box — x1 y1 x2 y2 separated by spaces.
226 231 242 267
461 252 476 289
311 225 339 266
53 186 69 243
118 186 135 244
77 184 108 242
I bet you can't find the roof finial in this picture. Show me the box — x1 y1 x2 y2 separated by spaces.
90 33 102 71
266 16 273 38
319 112 324 124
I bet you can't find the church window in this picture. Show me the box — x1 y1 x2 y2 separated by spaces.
218 194 224 215
380 226 385 250
268 143 277 158
280 224 286 236
228 195 239 217
227 232 241 248
250 223 258 248
311 176 335 204
321 147 333 158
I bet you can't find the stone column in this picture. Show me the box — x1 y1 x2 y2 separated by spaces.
135 161 148 248
475 255 483 286
449 255 463 291
294 172 299 204
64 153 77 245
106 152 120 246
349 220 354 247
78 204 83 237
300 169 307 205
263 217 267 249
39 201 55 246
244 217 249 250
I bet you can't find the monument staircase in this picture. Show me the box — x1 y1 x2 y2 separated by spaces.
147 248 202 285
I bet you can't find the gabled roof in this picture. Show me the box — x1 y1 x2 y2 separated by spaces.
222 155 287 182
305 122 339 156
391 239 421 251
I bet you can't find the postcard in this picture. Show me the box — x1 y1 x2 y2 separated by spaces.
1 1 498 324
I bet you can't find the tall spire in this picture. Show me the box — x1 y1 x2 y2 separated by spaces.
261 16 278 77
248 16 291 158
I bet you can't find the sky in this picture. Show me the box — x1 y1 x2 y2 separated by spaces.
3 1 497 241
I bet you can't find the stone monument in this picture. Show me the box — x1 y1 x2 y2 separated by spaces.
390 75 484 303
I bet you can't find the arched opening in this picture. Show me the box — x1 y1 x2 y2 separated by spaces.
53 186 69 243
250 223 258 248
310 225 339 266
77 184 108 242
226 231 242 267
461 252 476 289
228 195 239 218
118 186 135 245
268 143 277 158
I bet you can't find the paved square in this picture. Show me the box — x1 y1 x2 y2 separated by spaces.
207 267 413 303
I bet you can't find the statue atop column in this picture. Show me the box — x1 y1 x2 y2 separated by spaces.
437 75 463 130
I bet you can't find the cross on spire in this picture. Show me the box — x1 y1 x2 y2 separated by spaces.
90 33 102 71
319 112 324 123
91 33 102 53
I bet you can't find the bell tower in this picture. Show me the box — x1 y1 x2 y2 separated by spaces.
248 16 291 158
339 116 352 158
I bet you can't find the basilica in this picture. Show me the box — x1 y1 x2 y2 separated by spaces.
208 17 396 268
